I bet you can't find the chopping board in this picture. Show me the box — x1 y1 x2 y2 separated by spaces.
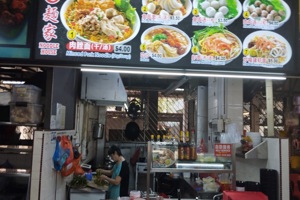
87 181 109 192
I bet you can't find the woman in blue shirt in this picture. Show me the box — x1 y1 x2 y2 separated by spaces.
97 145 130 199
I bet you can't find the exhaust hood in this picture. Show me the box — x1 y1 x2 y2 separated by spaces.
80 72 127 106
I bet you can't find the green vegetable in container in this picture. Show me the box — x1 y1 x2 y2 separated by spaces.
192 24 227 48
114 0 136 25
152 34 168 42
70 175 88 188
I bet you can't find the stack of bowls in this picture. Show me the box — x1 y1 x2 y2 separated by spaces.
246 132 261 147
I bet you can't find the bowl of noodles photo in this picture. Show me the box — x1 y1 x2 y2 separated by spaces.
141 25 191 64
243 0 291 30
193 0 242 26
243 31 292 67
152 148 176 168
192 25 242 64
142 0 192 25
60 0 140 45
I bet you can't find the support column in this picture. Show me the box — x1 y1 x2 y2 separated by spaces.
266 80 274 136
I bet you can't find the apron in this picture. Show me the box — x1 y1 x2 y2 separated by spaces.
108 161 122 200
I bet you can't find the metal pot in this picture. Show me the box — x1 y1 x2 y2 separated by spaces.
124 121 140 140
93 123 104 139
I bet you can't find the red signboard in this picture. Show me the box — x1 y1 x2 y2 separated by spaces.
214 144 232 157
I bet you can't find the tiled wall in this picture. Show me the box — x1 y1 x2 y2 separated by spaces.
30 130 74 200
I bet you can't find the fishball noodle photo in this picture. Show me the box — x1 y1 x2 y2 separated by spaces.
141 25 191 63
142 0 192 24
60 0 139 44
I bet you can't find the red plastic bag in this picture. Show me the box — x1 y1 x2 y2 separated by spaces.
61 154 82 177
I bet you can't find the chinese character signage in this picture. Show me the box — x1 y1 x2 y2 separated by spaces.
214 144 232 157
34 0 298 75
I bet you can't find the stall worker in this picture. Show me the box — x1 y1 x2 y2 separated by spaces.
97 145 130 199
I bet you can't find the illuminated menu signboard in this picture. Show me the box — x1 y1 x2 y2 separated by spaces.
0 0 36 59
34 0 298 74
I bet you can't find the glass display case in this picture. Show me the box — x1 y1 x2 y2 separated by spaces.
146 141 236 199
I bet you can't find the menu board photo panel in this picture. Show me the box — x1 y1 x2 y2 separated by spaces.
0 0 37 59
34 0 299 75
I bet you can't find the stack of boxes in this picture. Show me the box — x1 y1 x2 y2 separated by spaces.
10 85 43 124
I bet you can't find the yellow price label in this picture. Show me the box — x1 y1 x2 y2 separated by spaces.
140 43 147 51
192 8 199 16
243 48 249 56
243 11 250 19
191 46 199 54
67 30 77 40
141 5 148 13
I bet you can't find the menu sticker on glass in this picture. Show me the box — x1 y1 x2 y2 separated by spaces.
242 31 292 68
242 0 291 30
214 144 232 157
192 0 242 26
141 0 192 25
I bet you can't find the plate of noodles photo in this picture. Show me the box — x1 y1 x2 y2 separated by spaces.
60 0 140 45
243 30 292 67
191 25 242 64
152 148 176 168
141 25 191 64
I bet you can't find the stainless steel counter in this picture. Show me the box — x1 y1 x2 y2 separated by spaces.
0 145 32 154
0 168 30 177
0 168 30 200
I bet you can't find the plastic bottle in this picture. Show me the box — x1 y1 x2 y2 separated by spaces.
200 138 207 153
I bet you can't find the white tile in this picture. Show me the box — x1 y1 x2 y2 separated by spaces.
30 179 40 200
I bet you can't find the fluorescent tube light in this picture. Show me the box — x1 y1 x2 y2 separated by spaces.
1 80 25 84
80 66 286 80
184 72 286 80
81 68 185 76
176 162 225 169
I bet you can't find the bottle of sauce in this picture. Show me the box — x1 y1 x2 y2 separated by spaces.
178 131 184 160
190 129 196 161
184 131 190 160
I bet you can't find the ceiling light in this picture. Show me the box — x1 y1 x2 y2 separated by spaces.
1 80 25 84
185 72 286 80
81 68 185 76
80 65 286 80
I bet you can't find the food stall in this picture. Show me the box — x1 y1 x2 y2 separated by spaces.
0 0 299 199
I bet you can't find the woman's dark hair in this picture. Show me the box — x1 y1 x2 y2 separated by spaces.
108 145 122 156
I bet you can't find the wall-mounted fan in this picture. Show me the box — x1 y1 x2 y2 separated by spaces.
126 99 141 120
